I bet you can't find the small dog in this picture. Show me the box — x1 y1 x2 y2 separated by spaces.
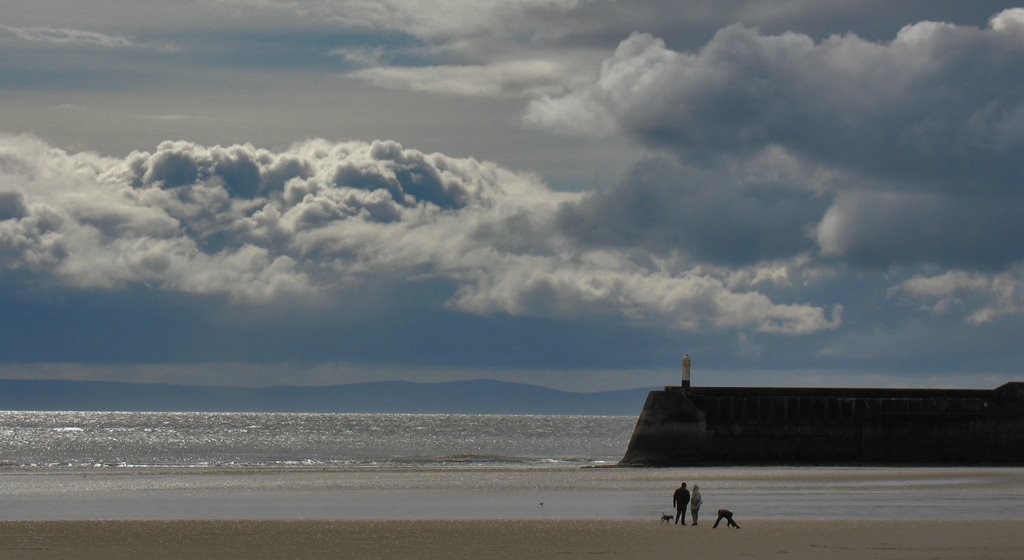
660 513 674 524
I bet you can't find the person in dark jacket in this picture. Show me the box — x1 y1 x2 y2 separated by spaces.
713 508 741 528
672 483 690 525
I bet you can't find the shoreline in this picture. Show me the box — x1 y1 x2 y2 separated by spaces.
2 519 1022 560
4 466 1023 522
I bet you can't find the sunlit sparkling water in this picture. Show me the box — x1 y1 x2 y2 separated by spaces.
1 411 1022 521
0 411 634 468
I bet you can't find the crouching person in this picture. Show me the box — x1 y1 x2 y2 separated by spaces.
713 508 740 528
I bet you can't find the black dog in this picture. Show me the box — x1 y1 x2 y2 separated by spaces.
660 513 674 524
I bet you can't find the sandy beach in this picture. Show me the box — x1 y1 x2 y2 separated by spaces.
1 519 1021 560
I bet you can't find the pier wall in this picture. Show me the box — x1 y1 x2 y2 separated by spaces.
620 383 1024 466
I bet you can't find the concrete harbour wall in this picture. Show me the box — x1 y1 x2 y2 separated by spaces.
620 383 1024 466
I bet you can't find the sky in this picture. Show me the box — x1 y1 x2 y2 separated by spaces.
1 1 1022 392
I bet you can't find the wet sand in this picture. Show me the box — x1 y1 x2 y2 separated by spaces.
1 519 1021 559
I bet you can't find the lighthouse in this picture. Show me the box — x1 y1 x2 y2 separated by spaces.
682 354 692 389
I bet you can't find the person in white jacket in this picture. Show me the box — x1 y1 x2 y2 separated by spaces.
689 484 702 525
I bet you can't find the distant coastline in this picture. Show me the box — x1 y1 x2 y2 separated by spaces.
0 378 650 415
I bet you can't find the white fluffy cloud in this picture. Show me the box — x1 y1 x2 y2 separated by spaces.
212 0 583 40
890 268 1024 326
351 59 585 99
0 25 133 48
0 134 838 334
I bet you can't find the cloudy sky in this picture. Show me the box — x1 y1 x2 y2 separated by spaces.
1 1 1022 391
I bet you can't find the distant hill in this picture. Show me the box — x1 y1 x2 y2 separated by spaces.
0 378 651 416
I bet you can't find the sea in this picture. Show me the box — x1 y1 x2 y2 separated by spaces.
1 411 1022 521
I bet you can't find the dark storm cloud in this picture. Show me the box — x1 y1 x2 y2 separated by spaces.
558 155 828 265
0 191 28 220
530 9 1024 271
530 15 1024 190
818 191 1024 270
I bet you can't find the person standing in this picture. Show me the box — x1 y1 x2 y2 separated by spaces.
689 484 702 525
672 482 690 525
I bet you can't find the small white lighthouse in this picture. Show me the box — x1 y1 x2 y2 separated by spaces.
682 353 692 389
